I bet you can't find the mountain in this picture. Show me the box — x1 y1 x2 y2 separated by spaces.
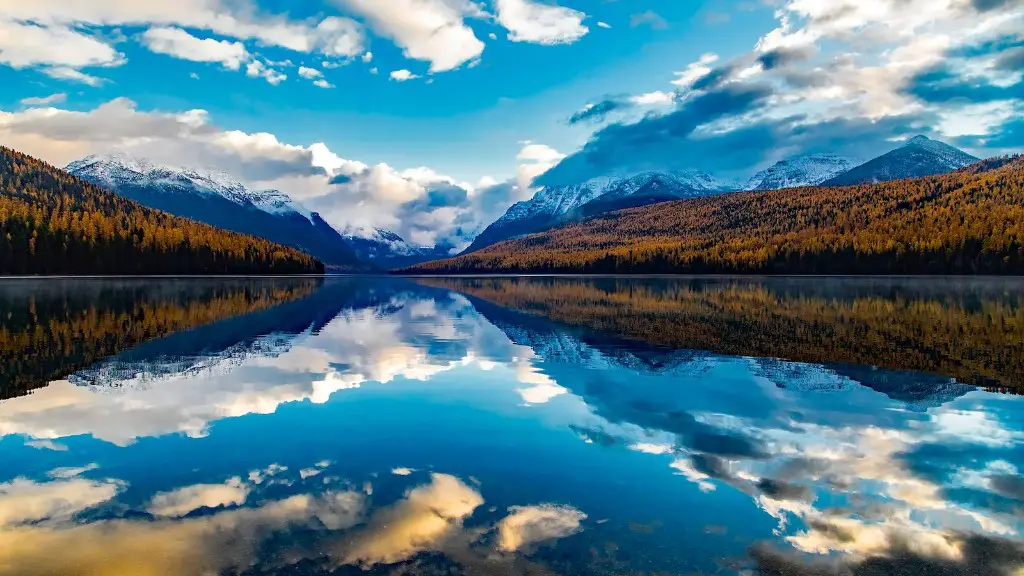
403 155 1024 276
463 171 729 253
340 227 455 269
0 146 322 276
65 152 364 271
823 135 978 186
744 154 854 190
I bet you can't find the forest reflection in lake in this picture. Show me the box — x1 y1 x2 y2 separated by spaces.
0 276 1022 576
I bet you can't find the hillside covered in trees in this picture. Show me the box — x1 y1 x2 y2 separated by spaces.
0 147 323 275
405 156 1024 275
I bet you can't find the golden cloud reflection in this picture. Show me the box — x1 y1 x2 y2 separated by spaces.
0 468 590 575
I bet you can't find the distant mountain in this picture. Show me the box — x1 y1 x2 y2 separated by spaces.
66 152 365 271
340 227 455 269
463 171 729 253
404 155 1024 276
823 135 977 186
744 154 854 191
0 146 322 276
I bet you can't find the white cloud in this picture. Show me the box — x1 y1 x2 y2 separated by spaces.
389 68 419 82
0 19 123 73
20 93 67 106
369 66 379 74
147 477 249 517
246 59 287 85
142 27 248 70
362 51 373 63
496 504 586 552
334 0 485 72
630 91 676 106
40 66 106 86
298 65 323 79
495 0 589 45
597 21 611 29
671 52 719 88
313 78 335 89
391 467 416 476
47 464 99 479
515 142 564 192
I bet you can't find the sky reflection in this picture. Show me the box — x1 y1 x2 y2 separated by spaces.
0 277 1022 575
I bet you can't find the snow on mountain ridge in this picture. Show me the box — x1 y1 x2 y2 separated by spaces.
66 152 316 223
743 153 855 191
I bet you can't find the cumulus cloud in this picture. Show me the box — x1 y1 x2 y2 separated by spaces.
0 0 364 81
147 477 249 517
334 0 485 72
496 504 586 552
495 0 589 45
142 27 248 70
245 59 287 84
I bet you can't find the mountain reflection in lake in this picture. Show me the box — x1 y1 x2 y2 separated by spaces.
1 276 1022 576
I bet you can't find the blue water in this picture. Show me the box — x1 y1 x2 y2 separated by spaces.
0 277 1022 575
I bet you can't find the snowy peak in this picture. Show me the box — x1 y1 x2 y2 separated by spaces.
66 152 315 223
900 134 977 169
744 153 854 191
823 136 978 186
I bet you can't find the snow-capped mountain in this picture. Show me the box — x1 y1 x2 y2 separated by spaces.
340 227 455 269
744 154 855 191
463 170 730 253
823 135 978 186
65 152 365 270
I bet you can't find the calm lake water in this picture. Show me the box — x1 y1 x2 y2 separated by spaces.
1 276 1023 575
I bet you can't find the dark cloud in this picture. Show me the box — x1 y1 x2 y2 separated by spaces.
568 98 630 125
996 46 1024 72
536 82 935 187
537 83 775 187
989 474 1024 500
756 478 814 502
758 45 817 71
908 65 1024 104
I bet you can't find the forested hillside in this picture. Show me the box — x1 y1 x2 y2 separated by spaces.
0 147 323 275
405 156 1024 275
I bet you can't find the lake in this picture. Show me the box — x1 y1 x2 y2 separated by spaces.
1 276 1023 575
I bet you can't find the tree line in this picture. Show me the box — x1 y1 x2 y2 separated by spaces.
406 156 1024 275
0 146 323 275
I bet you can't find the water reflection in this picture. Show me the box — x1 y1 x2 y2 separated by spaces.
0 277 1022 575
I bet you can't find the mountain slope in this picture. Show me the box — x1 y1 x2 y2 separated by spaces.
0 146 323 276
340 227 454 269
66 153 364 271
744 154 854 190
824 135 977 186
463 171 728 254
403 156 1024 276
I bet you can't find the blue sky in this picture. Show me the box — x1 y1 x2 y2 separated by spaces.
1 0 1022 246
